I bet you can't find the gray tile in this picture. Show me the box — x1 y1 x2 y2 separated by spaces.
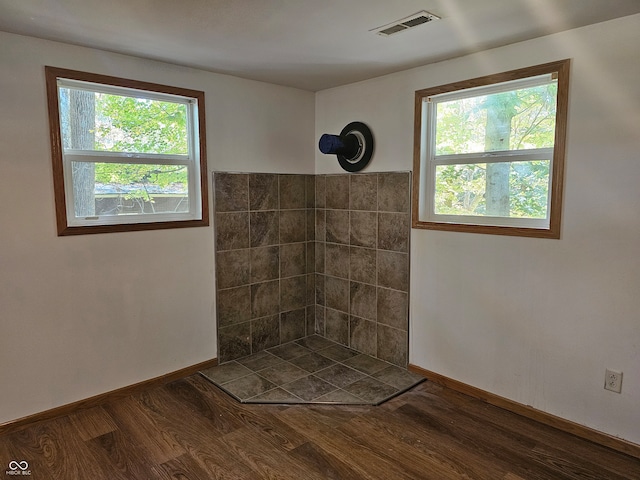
349 317 377 357
305 306 316 336
250 211 279 247
314 364 366 389
315 242 325 273
325 243 349 279
295 335 335 351
268 342 311 361
200 362 252 385
378 172 411 213
305 175 316 209
213 170 416 405
249 173 278 211
306 242 315 274
315 176 326 208
279 174 307 210
215 212 249 251
372 365 425 390
246 387 304 403
318 344 360 362
377 288 408 330
216 249 250 289
205 332 419 406
326 210 349 244
217 286 250 327
342 354 389 375
315 274 325 306
325 309 349 345
377 250 409 292
306 274 315 306
280 210 306 243
281 275 308 311
315 209 326 242
251 281 280 319
350 211 377 248
350 247 376 284
219 322 251 362
378 212 410 253
237 350 283 371
315 305 326 336
258 362 308 385
325 276 349 312
342 376 399 404
280 243 306 278
325 175 349 209
250 246 279 283
251 315 280 352
350 282 377 321
288 352 336 373
306 209 315 242
222 373 277 401
377 324 408 367
283 375 337 401
281 308 306 343
350 174 378 211
214 173 248 212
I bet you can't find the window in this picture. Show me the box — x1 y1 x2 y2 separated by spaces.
45 67 208 235
412 60 569 238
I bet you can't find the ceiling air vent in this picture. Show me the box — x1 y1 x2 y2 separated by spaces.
372 11 440 37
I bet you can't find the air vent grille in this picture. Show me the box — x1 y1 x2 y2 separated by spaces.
403 16 432 28
372 11 440 37
379 24 408 36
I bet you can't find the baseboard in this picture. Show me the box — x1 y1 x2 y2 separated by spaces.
0 358 218 436
408 364 640 460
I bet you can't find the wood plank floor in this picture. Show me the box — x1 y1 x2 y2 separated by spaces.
2 374 639 479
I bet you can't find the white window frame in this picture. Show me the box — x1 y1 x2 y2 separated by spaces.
46 66 209 235
412 60 570 239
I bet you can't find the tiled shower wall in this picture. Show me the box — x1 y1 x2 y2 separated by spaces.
213 171 411 366
214 173 316 363
315 172 411 366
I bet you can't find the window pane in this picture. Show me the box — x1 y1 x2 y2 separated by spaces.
72 162 189 217
59 88 189 155
435 83 557 155
435 160 550 219
435 163 486 215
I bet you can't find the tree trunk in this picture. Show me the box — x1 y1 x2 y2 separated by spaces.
484 94 515 217
69 89 96 217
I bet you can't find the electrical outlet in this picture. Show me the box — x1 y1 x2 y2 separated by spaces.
604 369 623 393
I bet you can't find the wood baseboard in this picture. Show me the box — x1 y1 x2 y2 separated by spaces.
0 358 218 436
408 364 640 460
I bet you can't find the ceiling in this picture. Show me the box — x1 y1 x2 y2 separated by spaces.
1 0 639 91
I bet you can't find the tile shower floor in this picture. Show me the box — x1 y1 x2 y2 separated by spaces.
199 335 424 405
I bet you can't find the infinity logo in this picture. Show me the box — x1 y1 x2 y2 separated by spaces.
8 461 28 471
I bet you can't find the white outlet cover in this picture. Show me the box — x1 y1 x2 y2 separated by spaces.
604 369 623 393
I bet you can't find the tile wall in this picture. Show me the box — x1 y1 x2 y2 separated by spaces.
214 173 316 363
213 171 411 366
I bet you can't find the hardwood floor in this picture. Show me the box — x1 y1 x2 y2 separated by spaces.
2 374 639 479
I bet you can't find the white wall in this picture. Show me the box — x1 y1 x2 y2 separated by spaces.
316 15 640 444
0 32 315 425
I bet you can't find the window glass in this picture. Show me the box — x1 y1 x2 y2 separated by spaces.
58 87 190 155
75 162 189 217
434 159 550 219
46 67 208 235
434 80 557 155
